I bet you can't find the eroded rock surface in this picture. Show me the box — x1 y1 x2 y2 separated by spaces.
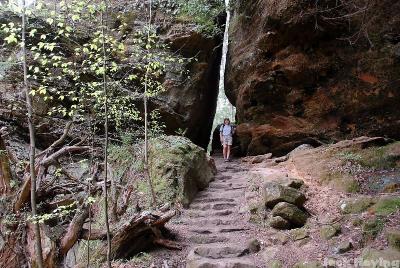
226 0 400 156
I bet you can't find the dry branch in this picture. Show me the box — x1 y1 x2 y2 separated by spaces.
60 205 89 255
14 145 90 211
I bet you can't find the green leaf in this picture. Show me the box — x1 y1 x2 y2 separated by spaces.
29 29 37 37
72 14 80 21
4 33 17 44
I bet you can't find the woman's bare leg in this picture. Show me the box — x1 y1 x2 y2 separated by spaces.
227 145 231 160
223 144 227 159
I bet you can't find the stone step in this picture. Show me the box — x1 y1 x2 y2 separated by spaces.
188 235 230 244
190 203 237 211
189 227 249 234
192 197 236 204
186 244 257 268
181 218 236 226
184 209 235 218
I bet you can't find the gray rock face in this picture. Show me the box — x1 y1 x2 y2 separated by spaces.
271 202 308 227
263 182 306 208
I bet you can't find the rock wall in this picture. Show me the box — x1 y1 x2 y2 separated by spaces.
225 0 400 156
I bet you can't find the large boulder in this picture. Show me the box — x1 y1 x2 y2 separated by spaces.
262 182 306 208
225 0 400 156
271 202 308 227
149 136 215 207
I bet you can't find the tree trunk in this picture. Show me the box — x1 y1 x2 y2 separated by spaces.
100 6 112 268
144 0 157 207
21 1 45 267
0 135 12 196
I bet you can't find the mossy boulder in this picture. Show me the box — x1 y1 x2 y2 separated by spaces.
340 196 376 214
268 216 291 230
271 202 308 227
149 136 214 207
370 196 400 216
362 218 384 240
263 182 306 208
290 228 309 241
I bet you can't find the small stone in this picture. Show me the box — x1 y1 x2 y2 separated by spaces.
320 224 341 240
291 228 309 241
251 153 272 163
268 216 291 230
271 233 289 245
272 202 308 227
246 239 261 253
386 228 400 251
352 217 363 226
335 241 353 253
280 178 304 189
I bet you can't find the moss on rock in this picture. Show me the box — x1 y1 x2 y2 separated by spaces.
148 136 214 207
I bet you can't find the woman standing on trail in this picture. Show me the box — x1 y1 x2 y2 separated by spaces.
220 118 235 162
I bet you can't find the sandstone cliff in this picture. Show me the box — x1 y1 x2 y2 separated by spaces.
226 0 400 156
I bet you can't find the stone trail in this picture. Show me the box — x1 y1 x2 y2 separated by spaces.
177 157 264 268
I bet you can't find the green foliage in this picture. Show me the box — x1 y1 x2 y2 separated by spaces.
149 110 166 137
338 151 362 162
338 142 400 169
0 0 189 134
154 0 224 37
371 197 400 216
362 217 385 241
175 0 224 37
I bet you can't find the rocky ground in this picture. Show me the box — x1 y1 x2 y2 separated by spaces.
121 137 400 268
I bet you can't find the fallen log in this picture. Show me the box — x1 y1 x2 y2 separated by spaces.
90 210 178 261
60 205 89 255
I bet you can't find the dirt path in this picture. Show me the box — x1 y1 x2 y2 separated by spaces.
167 156 267 268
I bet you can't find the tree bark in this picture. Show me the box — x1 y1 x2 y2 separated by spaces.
144 0 157 207
100 6 112 268
109 210 177 260
0 135 12 196
21 1 45 267
60 206 89 255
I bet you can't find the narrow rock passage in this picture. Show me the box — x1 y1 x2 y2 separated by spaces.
176 156 264 268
